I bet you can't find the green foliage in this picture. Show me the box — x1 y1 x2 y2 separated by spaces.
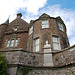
0 53 7 75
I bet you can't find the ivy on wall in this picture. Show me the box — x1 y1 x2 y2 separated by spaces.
0 52 7 75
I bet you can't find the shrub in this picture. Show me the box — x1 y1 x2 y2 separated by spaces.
0 53 7 75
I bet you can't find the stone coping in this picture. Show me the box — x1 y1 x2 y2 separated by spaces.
7 62 75 68
0 44 75 54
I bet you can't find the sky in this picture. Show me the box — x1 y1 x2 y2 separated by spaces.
0 0 75 46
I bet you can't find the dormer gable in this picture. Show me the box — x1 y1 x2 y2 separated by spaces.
39 13 50 20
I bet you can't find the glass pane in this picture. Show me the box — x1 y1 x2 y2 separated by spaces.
6 40 10 47
33 38 39 52
36 39 39 44
42 20 48 24
53 37 58 42
58 22 63 31
14 39 18 46
53 43 59 50
36 45 39 52
29 26 33 35
42 20 49 28
10 39 14 47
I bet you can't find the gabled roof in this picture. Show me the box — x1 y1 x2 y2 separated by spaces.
6 17 29 33
39 13 50 19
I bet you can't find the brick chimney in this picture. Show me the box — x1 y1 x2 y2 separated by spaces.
17 13 22 18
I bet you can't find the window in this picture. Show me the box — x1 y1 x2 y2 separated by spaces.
33 38 39 52
13 27 18 31
6 40 10 47
58 22 63 31
15 39 18 46
52 36 60 50
42 20 49 28
6 38 18 47
10 39 14 47
29 26 33 35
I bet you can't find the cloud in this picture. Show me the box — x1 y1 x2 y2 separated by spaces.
0 0 47 24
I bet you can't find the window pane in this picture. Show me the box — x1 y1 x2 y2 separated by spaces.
36 44 39 52
29 26 33 35
53 37 58 42
52 36 60 50
33 38 39 52
58 22 63 31
42 20 48 24
42 20 49 28
14 39 18 46
10 39 14 47
6 40 10 47
53 43 59 50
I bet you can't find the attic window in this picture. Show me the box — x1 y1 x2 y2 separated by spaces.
42 20 49 28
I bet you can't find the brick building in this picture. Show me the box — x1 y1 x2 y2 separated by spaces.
0 13 69 52
0 13 75 75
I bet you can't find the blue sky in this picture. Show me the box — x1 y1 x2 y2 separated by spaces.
47 0 75 9
0 0 75 46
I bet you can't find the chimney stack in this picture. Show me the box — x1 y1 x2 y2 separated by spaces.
17 13 22 18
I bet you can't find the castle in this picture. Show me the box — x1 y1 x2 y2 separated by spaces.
0 13 75 75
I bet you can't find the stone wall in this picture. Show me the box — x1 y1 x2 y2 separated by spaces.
53 45 75 67
28 65 75 75
0 45 75 75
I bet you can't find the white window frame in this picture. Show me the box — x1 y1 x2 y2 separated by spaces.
52 36 61 50
42 20 49 29
58 22 63 31
29 26 33 35
33 38 39 52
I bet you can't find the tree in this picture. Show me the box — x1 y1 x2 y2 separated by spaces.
0 52 7 75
